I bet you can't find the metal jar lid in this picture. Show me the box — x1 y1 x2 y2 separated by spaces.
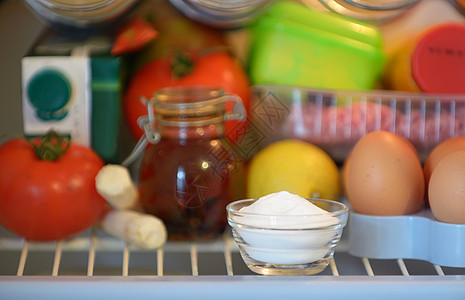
168 0 272 28
24 0 140 30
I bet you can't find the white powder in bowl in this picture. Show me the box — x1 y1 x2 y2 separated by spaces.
232 191 343 264
238 191 339 229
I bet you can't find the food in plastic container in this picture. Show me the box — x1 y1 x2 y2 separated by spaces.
247 1 386 90
247 85 465 162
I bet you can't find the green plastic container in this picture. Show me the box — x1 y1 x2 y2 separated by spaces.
248 1 386 90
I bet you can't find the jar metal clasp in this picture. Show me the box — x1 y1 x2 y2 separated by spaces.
223 94 247 122
120 96 160 167
121 89 246 167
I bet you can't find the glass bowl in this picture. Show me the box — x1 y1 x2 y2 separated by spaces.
226 198 348 275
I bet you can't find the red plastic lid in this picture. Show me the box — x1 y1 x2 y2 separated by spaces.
411 23 465 94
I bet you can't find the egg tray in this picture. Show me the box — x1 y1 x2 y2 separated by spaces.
347 207 465 268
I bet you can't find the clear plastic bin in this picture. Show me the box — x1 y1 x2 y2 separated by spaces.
245 85 465 162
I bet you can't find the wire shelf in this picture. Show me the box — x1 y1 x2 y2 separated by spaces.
1 225 465 299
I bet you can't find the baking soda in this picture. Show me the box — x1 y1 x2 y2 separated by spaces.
239 191 338 229
234 191 341 264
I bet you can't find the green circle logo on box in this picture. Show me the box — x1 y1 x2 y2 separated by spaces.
27 69 71 121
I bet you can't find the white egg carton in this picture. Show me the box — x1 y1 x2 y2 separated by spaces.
348 207 465 268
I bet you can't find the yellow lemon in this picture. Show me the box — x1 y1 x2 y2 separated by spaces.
247 139 341 200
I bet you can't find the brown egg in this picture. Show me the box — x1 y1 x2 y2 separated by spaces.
424 137 465 206
428 150 465 224
344 131 424 215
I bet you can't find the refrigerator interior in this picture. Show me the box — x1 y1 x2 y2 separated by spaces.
0 1 465 299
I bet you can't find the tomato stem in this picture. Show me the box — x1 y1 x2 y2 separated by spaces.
27 130 70 161
171 51 194 78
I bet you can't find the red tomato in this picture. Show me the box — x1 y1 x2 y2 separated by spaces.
0 136 106 241
123 50 250 141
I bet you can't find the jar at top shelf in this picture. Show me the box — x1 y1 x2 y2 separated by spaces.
168 0 272 28
312 0 419 23
24 0 140 31
138 86 247 241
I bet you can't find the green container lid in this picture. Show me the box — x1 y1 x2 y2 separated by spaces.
248 1 386 90
263 1 384 49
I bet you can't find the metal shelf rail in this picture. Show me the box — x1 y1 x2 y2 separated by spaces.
0 226 465 299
